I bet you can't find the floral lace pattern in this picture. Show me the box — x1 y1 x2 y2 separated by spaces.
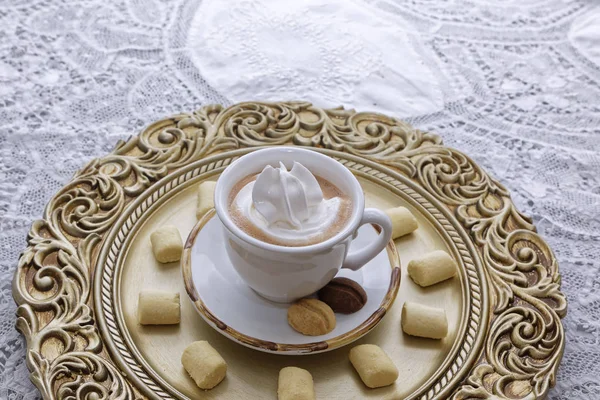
1 0 599 398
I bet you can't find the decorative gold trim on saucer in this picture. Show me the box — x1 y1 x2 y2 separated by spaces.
181 208 402 354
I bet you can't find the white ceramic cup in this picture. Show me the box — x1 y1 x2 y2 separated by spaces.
214 147 392 303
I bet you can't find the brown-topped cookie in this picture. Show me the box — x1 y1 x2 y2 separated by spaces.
317 277 367 314
287 298 336 336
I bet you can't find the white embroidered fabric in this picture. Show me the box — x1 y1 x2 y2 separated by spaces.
0 0 599 398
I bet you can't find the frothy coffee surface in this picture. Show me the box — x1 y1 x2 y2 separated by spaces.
228 173 352 247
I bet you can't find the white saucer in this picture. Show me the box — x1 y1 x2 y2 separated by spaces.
182 209 400 355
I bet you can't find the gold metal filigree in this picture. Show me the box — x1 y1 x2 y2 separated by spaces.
13 101 565 400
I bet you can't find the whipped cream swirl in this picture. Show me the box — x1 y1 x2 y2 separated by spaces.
232 162 342 243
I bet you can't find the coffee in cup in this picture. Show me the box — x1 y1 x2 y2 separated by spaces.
227 162 352 247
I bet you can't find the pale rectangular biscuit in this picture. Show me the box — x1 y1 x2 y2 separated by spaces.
196 181 217 219
407 250 456 287
182 341 227 390
385 206 418 239
401 301 448 339
150 225 183 263
349 344 398 388
278 367 315 400
138 290 180 325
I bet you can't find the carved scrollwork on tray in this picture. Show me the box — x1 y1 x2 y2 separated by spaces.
13 101 565 400
453 200 566 399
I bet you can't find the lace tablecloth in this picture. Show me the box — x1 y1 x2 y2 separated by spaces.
1 0 599 398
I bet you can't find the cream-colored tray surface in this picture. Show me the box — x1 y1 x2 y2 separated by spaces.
12 102 566 400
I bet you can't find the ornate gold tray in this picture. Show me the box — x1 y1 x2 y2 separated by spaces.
13 102 566 399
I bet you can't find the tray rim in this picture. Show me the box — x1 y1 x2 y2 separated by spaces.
12 101 566 400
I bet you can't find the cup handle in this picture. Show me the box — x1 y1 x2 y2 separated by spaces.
341 208 393 271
